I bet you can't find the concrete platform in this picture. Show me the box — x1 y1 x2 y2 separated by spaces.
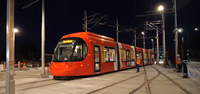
0 65 200 94
188 61 200 80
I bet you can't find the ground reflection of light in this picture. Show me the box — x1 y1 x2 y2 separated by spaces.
159 59 163 64
154 60 163 64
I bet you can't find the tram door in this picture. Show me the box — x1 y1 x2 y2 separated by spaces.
126 50 131 67
94 46 101 73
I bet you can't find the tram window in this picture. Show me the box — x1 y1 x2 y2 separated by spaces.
130 50 135 60
94 46 100 62
148 52 150 59
57 44 73 61
109 48 115 62
127 50 130 61
52 38 88 62
121 49 126 62
83 44 88 58
105 47 109 62
100 46 106 63
144 52 146 60
139 53 142 60
130 50 135 65
146 53 148 59
71 44 82 61
150 53 152 59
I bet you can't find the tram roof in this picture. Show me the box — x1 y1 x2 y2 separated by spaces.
61 31 115 41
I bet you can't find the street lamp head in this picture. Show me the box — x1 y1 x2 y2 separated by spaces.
14 28 18 33
178 28 183 33
141 32 144 35
158 5 164 11
195 28 198 31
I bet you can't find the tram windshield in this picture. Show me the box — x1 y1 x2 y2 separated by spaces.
52 38 88 62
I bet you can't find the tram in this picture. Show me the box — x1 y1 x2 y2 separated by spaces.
50 32 155 78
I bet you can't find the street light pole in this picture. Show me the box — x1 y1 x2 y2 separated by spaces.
22 0 48 77
134 31 136 47
158 5 166 66
156 28 159 64
187 30 190 63
116 18 119 70
142 32 145 49
161 13 166 66
41 0 46 75
116 19 119 43
143 34 145 49
84 10 87 32
6 0 15 94
174 0 178 68
151 39 154 52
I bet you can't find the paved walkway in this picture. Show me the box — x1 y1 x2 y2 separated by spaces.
0 65 200 94
188 61 200 80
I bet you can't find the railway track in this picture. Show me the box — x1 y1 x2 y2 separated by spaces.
128 65 156 94
87 65 193 94
151 65 192 94
86 72 144 94
87 66 161 94
130 65 192 94
128 70 160 94
143 65 151 94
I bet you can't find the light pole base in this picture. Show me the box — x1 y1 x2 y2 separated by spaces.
38 74 49 78
5 80 15 94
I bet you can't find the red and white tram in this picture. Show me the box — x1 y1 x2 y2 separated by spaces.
50 32 154 78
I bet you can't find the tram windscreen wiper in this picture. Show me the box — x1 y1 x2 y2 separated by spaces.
68 39 78 62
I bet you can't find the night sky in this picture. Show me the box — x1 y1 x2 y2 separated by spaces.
0 0 199 57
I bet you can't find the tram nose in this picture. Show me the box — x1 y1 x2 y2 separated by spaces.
51 62 67 70
51 62 74 70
